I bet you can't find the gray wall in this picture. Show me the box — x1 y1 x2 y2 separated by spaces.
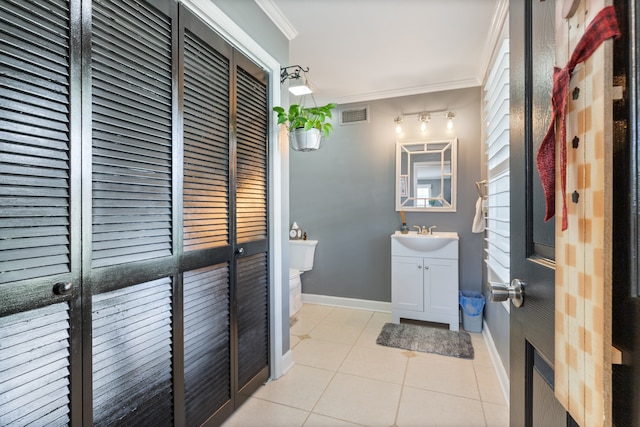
213 0 289 64
290 87 484 303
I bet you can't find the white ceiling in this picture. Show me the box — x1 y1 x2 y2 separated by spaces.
257 0 508 105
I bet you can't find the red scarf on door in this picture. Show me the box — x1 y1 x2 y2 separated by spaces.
536 5 620 231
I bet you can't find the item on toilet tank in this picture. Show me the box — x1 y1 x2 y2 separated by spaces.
290 222 303 239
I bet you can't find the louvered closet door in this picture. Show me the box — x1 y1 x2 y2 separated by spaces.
181 8 234 426
89 0 176 424
0 1 81 425
233 55 269 402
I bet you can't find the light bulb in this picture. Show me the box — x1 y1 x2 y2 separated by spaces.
445 112 455 130
394 116 403 134
418 113 430 133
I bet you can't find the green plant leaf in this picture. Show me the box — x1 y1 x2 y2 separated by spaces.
272 102 337 137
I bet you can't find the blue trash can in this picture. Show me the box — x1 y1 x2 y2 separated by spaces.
459 291 485 332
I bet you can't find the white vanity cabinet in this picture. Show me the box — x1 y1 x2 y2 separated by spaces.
391 232 459 331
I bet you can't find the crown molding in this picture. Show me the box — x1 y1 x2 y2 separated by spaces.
477 0 509 85
254 0 298 40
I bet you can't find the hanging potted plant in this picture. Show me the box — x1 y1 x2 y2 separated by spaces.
273 102 337 151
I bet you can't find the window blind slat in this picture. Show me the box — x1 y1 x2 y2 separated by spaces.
484 37 510 293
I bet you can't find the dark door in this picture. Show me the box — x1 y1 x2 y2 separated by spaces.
612 0 640 424
0 0 82 424
510 0 572 424
1 1 269 425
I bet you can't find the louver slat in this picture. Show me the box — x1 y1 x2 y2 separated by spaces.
92 278 173 426
91 0 173 268
0 0 71 284
183 29 230 251
184 264 231 426
236 253 269 388
0 303 71 426
235 67 267 243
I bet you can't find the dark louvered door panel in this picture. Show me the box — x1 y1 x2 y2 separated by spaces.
183 265 231 426
89 1 177 425
183 26 230 252
92 278 173 426
233 55 269 402
0 0 74 293
0 303 71 426
91 0 173 268
0 1 79 424
236 253 269 389
235 66 268 244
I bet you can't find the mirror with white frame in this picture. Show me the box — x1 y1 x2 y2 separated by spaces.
395 138 457 212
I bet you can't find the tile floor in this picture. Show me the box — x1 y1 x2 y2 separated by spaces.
223 304 509 427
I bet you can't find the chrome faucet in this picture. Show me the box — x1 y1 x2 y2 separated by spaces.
413 225 422 233
428 225 437 235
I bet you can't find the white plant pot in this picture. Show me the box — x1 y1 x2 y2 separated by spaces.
290 128 324 152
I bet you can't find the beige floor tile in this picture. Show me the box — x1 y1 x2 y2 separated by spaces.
254 364 334 411
313 373 402 427
396 386 485 427
475 365 506 405
221 397 309 427
303 413 365 427
292 338 351 371
291 304 334 335
353 317 405 351
299 303 336 317
483 401 509 427
309 320 367 345
365 311 392 329
353 324 387 349
290 334 301 349
405 355 480 400
322 307 373 328
338 345 408 384
470 333 493 367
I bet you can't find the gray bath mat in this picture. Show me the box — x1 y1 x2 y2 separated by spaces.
376 323 474 359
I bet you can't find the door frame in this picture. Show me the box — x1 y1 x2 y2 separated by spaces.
180 0 288 379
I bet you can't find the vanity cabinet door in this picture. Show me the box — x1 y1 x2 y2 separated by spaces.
424 258 458 318
391 256 424 312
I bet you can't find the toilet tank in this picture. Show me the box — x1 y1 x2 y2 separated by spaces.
289 239 318 272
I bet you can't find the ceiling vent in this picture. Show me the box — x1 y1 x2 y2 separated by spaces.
340 106 369 125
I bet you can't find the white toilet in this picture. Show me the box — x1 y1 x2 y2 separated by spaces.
289 239 318 317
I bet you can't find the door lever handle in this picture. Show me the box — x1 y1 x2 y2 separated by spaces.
488 278 525 308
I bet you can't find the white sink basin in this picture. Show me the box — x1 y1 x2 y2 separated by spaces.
391 230 459 252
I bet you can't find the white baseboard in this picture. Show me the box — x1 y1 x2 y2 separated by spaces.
301 293 392 312
279 349 294 377
482 319 510 407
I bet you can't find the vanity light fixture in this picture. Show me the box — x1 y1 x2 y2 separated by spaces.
280 65 316 96
394 110 455 133
394 116 403 134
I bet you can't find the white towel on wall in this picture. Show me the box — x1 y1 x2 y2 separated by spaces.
472 197 485 233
